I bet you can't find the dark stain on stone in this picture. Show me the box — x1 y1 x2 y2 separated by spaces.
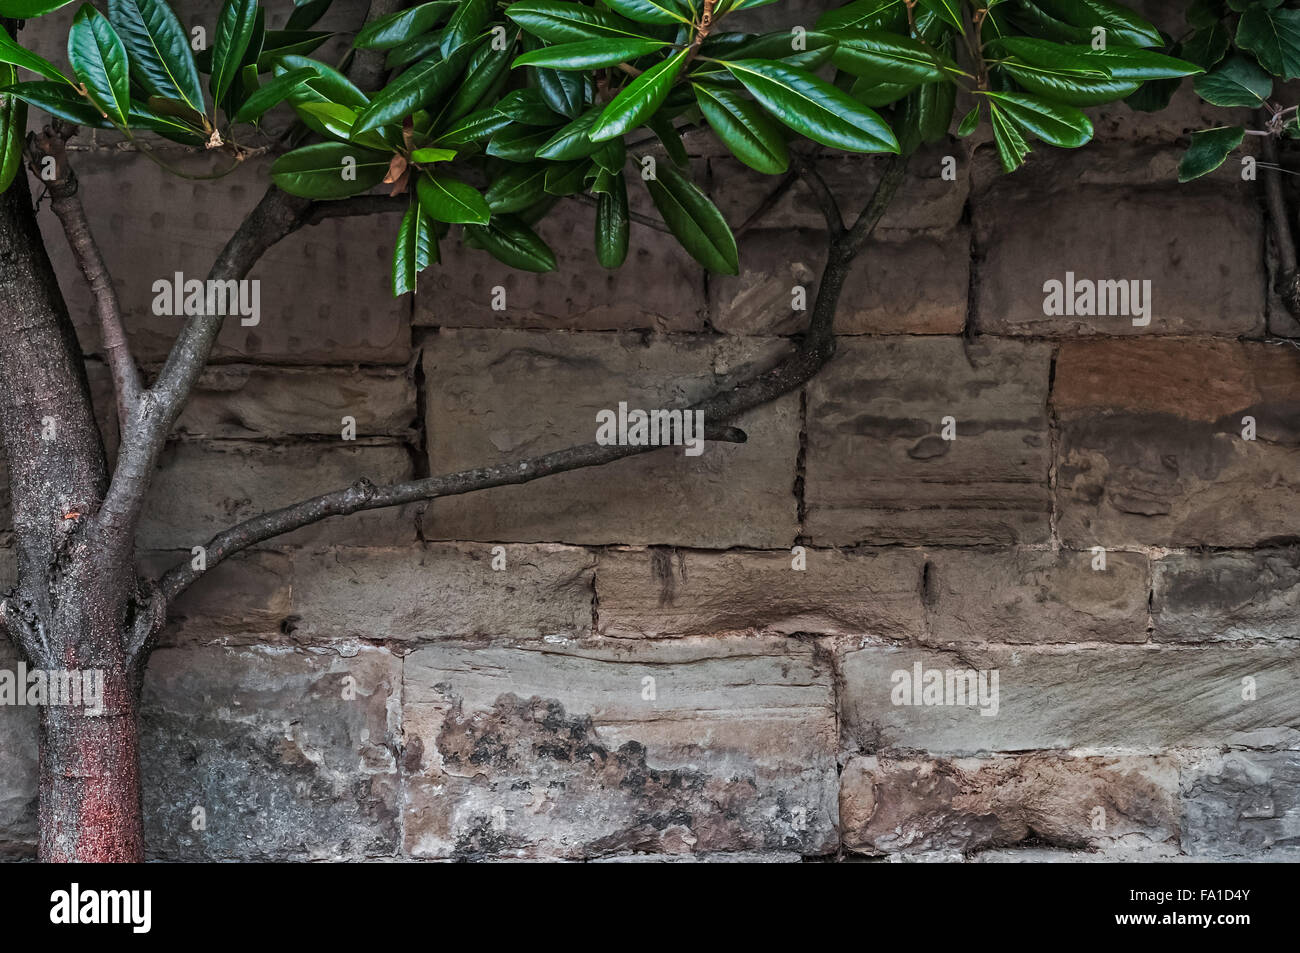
908 435 949 460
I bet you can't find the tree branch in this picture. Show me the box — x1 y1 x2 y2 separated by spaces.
34 124 143 424
1260 130 1300 316
792 153 844 236
152 154 912 624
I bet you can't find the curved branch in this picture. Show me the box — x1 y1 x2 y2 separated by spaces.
153 154 911 622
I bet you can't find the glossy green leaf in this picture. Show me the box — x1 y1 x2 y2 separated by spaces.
270 142 390 198
256 31 330 71
543 158 589 194
505 1 645 43
603 0 688 25
393 198 439 296
3 79 111 126
0 24 72 85
514 37 667 69
211 0 258 107
446 36 514 120
915 0 962 31
644 161 737 274
536 104 603 158
590 46 686 141
356 2 454 50
1237 5 1300 80
280 54 369 109
0 66 27 194
0 0 74 14
485 164 548 212
126 100 205 143
956 101 979 136
136 0 208 109
411 146 456 162
648 113 688 168
982 90 1092 148
231 66 314 123
724 58 898 154
68 5 131 127
715 30 838 72
386 32 442 69
815 0 906 32
464 215 557 270
595 169 629 267
848 76 915 107
1177 125 1244 182
441 0 492 56
1193 55 1271 107
693 81 788 173
896 77 955 153
999 61 1140 106
417 171 491 223
486 123 556 160
988 99 1029 172
436 105 512 144
1032 0 1162 48
495 87 559 124
829 29 961 83
353 43 470 134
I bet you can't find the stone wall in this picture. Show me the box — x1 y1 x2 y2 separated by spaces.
0 0 1297 861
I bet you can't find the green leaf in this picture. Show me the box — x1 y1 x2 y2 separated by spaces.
417 172 491 223
544 158 589 194
487 123 557 160
603 0 688 25
255 30 330 71
829 28 961 83
442 0 492 56
354 43 470 134
231 66 314 123
1193 55 1272 107
108 0 203 113
536 104 603 158
211 0 258 107
595 169 629 267
68 4 131 127
393 198 439 296
3 79 111 126
956 101 979 136
915 0 962 31
982 90 1092 148
896 77 955 152
645 162 737 274
464 215 557 270
446 36 515 121
386 33 442 69
999 61 1140 106
0 24 72 85
505 1 645 42
648 113 688 168
988 100 1029 172
436 106 512 144
280 54 369 109
1178 125 1245 182
126 100 205 143
714 30 838 72
495 87 560 124
848 76 916 107
514 37 667 69
994 37 1113 77
356 2 454 50
411 146 456 162
0 67 27 193
815 0 906 32
484 164 548 212
591 134 625 172
1031 0 1162 48
723 58 898 154
590 47 686 140
0 0 75 16
270 142 390 198
693 81 788 173
1181 23 1231 71
1236 6 1300 81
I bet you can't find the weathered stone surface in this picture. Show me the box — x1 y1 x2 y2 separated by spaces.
922 548 1149 644
840 753 1179 855
141 645 401 860
710 150 968 236
175 365 416 438
1153 549 1300 642
0 641 37 858
292 544 595 642
137 440 416 550
402 637 838 859
38 152 410 365
1054 339 1300 548
1181 751 1300 857
422 329 800 547
414 193 706 333
840 643 1300 755
972 145 1263 336
710 228 969 335
140 550 293 645
805 337 1053 546
596 546 926 640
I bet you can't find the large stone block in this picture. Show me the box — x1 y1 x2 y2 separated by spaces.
37 152 410 365
922 548 1149 644
140 550 293 645
402 637 838 859
0 641 37 859
175 366 416 439
595 546 926 640
840 643 1300 755
1153 549 1300 642
137 440 416 550
840 753 1179 855
1180 751 1300 857
292 543 595 642
804 337 1053 545
1054 339 1300 547
421 329 800 547
972 146 1263 336
140 644 402 861
709 227 969 335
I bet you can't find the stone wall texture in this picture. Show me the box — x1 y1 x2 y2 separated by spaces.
0 0 1297 862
